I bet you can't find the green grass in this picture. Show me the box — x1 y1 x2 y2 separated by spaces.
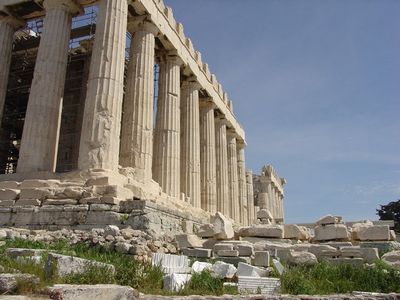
280 260 400 295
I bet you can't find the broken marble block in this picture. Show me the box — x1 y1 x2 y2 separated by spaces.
287 251 318 266
313 224 349 241
192 261 212 273
211 261 237 279
237 262 268 277
283 224 310 240
197 224 215 238
353 224 390 241
175 234 203 249
151 253 190 274
212 212 234 240
315 214 342 226
163 273 191 292
382 250 400 269
238 225 284 238
0 273 40 293
182 248 212 258
254 251 270 267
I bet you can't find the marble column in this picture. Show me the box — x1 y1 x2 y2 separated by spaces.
0 16 24 123
266 181 273 214
18 0 81 173
237 142 247 224
227 131 239 221
246 170 254 224
78 0 127 171
215 117 229 216
119 19 158 181
180 80 201 208
153 52 182 196
199 99 217 213
275 190 280 220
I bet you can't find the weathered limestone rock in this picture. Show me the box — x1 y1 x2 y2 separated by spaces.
257 209 273 223
197 223 215 238
254 251 270 267
382 250 400 269
213 243 234 252
0 273 39 293
212 212 234 240
284 224 309 240
308 244 338 257
238 225 284 238
314 224 349 241
19 188 54 200
211 261 237 279
0 181 20 189
182 248 212 258
237 262 268 277
287 251 318 266
353 224 391 241
237 244 254 256
49 284 137 300
163 273 192 292
175 234 203 248
192 261 212 273
340 246 379 263
45 253 115 278
104 225 120 237
315 214 342 226
217 249 239 257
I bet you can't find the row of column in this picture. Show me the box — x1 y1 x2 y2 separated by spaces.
258 179 284 222
0 0 254 224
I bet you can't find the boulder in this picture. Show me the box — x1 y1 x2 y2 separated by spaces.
191 261 212 273
353 224 390 241
287 251 318 266
175 234 203 249
0 273 39 293
284 224 309 240
211 261 237 279
104 225 120 237
238 225 284 238
314 224 349 241
256 209 273 220
163 273 191 292
212 212 234 240
382 250 400 269
49 284 137 300
315 214 342 226
197 224 215 238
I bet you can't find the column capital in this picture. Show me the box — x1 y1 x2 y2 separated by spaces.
199 98 216 110
128 17 158 35
227 128 240 140
181 79 201 91
43 0 83 15
215 116 229 126
157 50 184 66
0 15 25 30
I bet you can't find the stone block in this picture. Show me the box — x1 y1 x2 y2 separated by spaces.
354 225 390 241
0 181 19 189
237 262 268 277
6 248 47 258
284 224 309 240
211 261 237 279
43 199 78 205
324 257 364 267
257 209 273 220
163 273 191 292
20 188 54 200
0 211 11 226
238 225 284 238
0 273 40 294
254 251 270 267
287 251 318 266
197 223 215 238
238 276 280 295
45 253 115 278
20 179 60 188
212 212 234 240
0 200 15 206
237 244 254 256
314 224 349 241
0 189 20 200
182 220 193 234
382 250 400 269
322 241 353 249
40 205 64 212
182 248 212 258
175 234 203 249
315 214 342 226
101 196 123 205
92 185 133 200
308 244 337 257
63 204 89 212
272 258 285 275
360 241 400 252
86 211 121 225
49 284 137 300
213 243 233 252
217 250 239 257
90 204 118 211
15 199 41 206
218 256 251 266
80 197 102 204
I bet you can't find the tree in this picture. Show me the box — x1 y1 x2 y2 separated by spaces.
377 200 400 232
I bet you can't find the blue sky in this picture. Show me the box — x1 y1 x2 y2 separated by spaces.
165 0 400 223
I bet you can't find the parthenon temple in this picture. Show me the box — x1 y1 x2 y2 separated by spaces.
0 0 286 231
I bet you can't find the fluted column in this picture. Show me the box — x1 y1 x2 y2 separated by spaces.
0 16 24 123
266 181 273 211
119 19 158 182
153 52 182 196
78 0 127 171
227 131 239 221
246 170 254 224
275 190 280 220
199 99 217 213
180 80 201 207
281 194 285 222
215 117 229 216
237 142 247 224
17 0 81 173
